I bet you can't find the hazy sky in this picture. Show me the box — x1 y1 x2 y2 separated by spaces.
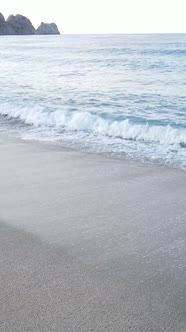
1 0 186 34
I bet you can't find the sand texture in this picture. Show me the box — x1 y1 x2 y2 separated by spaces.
0 137 186 331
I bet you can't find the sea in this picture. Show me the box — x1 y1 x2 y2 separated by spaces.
0 34 186 170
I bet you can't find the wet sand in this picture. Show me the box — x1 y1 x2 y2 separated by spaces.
0 136 186 331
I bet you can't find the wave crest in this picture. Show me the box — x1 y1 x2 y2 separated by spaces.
0 104 186 146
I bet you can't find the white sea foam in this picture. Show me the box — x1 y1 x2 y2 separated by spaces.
0 104 186 147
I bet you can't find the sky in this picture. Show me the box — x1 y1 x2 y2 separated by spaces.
1 0 186 34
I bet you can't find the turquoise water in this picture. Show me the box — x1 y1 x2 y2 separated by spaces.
0 34 186 168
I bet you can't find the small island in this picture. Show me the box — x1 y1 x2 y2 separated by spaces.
0 12 60 35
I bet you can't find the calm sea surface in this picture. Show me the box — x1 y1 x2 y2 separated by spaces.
0 34 186 169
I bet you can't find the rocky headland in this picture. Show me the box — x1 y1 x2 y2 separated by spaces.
0 12 60 35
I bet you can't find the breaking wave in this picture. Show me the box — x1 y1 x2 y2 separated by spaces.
0 104 186 147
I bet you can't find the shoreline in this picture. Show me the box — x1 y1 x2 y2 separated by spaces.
2 129 186 173
0 134 185 331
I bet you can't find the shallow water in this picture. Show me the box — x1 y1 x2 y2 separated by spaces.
0 34 186 169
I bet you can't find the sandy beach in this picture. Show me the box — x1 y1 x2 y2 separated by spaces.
0 135 185 332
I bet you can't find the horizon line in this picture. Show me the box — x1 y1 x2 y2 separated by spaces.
57 32 186 35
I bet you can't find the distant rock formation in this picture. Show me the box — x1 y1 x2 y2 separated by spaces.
0 12 60 35
7 14 36 35
36 22 60 35
0 12 14 35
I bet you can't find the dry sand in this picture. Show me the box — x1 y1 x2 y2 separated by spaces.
0 136 186 331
